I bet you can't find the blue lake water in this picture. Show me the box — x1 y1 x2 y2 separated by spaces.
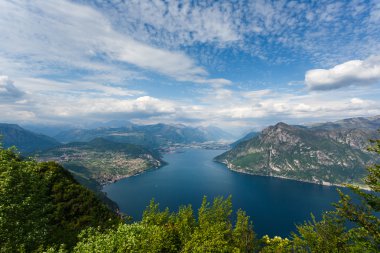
103 148 344 237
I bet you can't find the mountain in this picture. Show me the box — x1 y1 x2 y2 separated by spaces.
230 131 259 147
216 116 380 186
309 115 380 131
0 123 60 154
36 138 163 185
198 126 237 142
54 123 230 148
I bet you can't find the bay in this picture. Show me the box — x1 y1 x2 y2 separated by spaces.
103 148 342 237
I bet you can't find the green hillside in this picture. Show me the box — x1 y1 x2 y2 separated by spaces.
216 120 379 186
0 145 120 252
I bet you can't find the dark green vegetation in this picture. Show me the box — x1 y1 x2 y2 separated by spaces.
0 145 120 252
0 123 60 154
54 123 233 148
216 116 380 186
0 124 163 211
36 138 163 185
1 136 379 252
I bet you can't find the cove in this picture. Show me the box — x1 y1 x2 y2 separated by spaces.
103 148 343 237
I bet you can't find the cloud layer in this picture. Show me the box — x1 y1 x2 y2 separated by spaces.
0 0 379 132
0 76 24 98
85 0 380 65
0 0 229 85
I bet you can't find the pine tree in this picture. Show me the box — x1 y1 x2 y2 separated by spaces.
334 136 380 250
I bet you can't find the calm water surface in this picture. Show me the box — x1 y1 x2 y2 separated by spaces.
103 148 343 237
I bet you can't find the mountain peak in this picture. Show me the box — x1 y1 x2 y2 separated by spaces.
273 122 290 129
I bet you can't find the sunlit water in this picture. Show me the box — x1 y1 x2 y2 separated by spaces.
103 148 343 237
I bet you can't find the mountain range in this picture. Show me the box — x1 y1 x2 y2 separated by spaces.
53 123 233 148
216 116 380 186
2 116 380 188
0 123 60 154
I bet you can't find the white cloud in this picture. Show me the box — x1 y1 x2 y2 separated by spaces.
305 55 380 91
1 77 379 132
0 0 229 85
89 0 241 46
0 76 24 98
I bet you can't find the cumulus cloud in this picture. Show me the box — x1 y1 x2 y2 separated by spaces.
305 55 380 91
0 76 24 98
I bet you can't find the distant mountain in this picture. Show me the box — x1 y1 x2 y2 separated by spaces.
198 126 237 142
216 116 380 186
54 123 231 148
230 131 259 147
36 138 163 185
0 123 60 154
309 115 380 131
84 119 135 129
22 123 75 137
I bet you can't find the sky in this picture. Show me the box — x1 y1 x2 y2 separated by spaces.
1 0 380 134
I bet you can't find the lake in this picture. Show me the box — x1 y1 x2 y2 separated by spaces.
103 148 343 237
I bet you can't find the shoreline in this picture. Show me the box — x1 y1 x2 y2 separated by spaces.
100 162 168 187
215 159 371 191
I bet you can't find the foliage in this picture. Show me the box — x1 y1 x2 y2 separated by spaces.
259 235 292 253
74 196 257 253
333 136 380 251
0 145 120 252
0 147 51 252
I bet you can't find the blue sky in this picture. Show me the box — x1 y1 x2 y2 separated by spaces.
1 0 380 134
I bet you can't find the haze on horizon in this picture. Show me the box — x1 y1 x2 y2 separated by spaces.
1 0 380 134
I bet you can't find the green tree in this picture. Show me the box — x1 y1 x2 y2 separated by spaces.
233 209 255 252
142 199 170 226
289 135 380 252
0 147 51 252
74 223 175 253
334 136 380 251
173 205 196 248
291 213 350 253
0 145 120 252
183 196 237 253
259 235 292 253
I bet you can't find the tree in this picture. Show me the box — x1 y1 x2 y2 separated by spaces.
233 209 255 252
0 145 120 252
183 196 237 252
0 147 51 252
291 213 350 252
290 135 380 252
334 136 380 251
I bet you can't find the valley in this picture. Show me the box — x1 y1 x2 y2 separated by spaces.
1 116 379 189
